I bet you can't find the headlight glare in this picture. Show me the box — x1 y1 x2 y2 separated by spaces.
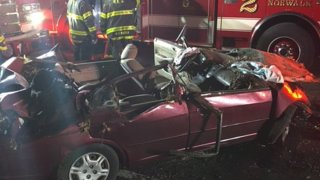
22 3 40 12
25 11 45 26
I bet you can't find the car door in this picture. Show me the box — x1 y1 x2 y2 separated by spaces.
107 101 190 164
0 136 61 178
187 88 273 149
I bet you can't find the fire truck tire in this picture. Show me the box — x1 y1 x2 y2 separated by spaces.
255 22 315 70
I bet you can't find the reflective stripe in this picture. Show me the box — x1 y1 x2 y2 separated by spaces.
0 36 5 42
67 12 84 20
111 35 134 40
101 10 134 19
142 14 260 32
0 46 8 51
106 25 136 34
70 29 88 36
88 26 96 32
218 17 260 32
107 10 134 19
83 11 92 19
136 0 140 7
72 40 83 44
100 12 107 19
142 14 209 29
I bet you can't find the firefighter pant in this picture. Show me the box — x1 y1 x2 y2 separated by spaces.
107 39 132 61
74 40 93 61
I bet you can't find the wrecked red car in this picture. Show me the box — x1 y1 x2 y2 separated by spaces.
0 36 312 180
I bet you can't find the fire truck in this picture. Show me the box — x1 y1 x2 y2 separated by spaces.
0 0 50 56
21 0 320 72
139 0 320 72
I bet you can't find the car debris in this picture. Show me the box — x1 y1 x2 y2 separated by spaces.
226 48 318 83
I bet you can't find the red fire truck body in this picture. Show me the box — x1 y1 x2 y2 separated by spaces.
140 0 320 71
36 0 320 71
0 0 50 56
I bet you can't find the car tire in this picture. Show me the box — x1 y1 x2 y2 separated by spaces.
57 144 119 180
255 22 315 71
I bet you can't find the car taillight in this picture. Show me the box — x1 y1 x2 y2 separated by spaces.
283 83 304 100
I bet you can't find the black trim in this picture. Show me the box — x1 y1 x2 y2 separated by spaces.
213 0 219 48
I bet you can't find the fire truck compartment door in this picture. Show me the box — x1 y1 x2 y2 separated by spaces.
0 3 20 34
145 0 215 46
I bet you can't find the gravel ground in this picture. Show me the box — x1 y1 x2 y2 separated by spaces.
117 116 320 180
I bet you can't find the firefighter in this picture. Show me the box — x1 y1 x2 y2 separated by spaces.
100 0 140 61
0 33 13 62
67 0 97 61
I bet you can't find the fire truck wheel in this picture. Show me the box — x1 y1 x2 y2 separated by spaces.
255 22 315 70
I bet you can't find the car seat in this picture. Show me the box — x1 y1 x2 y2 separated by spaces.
120 44 157 92
119 44 170 118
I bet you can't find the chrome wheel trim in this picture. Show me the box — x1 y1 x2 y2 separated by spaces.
69 152 110 180
267 36 301 61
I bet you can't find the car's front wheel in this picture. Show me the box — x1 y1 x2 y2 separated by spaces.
57 144 119 180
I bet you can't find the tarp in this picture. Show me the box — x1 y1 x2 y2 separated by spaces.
231 48 318 83
230 61 284 83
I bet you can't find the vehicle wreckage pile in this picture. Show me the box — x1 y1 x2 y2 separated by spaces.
0 36 316 179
